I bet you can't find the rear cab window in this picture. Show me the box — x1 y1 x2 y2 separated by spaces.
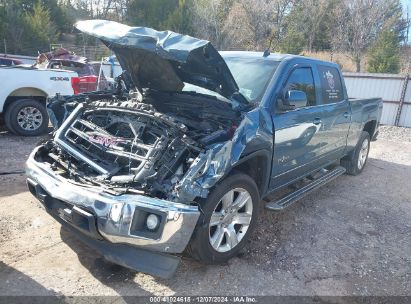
49 61 93 76
317 65 344 104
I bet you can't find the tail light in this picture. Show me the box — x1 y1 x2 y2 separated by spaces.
71 77 80 94
71 75 98 94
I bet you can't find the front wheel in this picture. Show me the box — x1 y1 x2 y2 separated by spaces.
188 173 260 264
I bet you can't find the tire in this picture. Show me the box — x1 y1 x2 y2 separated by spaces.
188 172 260 264
5 99 49 136
4 106 17 134
341 131 370 176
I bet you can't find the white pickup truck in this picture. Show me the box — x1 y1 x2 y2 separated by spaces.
0 65 77 136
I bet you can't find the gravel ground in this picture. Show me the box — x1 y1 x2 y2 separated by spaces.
0 126 410 297
377 125 411 143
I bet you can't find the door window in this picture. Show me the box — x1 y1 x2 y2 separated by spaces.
318 65 344 104
284 67 316 107
0 59 11 65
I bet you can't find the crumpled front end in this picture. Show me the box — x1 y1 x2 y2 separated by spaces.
26 146 200 254
26 142 200 278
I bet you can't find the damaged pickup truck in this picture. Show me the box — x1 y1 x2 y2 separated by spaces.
26 20 383 278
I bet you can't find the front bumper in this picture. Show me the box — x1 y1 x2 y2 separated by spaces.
26 146 200 276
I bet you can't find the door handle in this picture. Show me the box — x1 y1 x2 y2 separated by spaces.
343 112 351 118
313 118 322 125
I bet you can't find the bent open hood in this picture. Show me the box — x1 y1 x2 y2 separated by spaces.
75 20 239 99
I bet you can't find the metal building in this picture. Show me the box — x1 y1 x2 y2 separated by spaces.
343 72 411 127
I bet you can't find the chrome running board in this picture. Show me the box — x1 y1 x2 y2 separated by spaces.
265 166 346 211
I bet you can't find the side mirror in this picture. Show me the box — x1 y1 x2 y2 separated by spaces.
278 90 308 111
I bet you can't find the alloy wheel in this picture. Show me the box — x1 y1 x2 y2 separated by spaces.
208 188 253 253
357 137 369 170
16 106 43 131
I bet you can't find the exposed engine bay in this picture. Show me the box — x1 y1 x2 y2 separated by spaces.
36 88 242 201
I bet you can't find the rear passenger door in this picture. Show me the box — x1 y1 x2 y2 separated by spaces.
314 65 351 159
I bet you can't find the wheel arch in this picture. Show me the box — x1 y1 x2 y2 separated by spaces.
363 120 377 138
229 150 271 198
3 87 48 114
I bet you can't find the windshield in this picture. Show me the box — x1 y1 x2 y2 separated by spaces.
223 57 279 103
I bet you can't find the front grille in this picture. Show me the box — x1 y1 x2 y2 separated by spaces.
64 118 161 172
55 104 169 179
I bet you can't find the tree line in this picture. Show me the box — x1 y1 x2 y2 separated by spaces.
0 0 410 73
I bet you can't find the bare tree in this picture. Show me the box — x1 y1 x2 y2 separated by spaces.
238 0 274 49
332 0 404 72
224 0 293 50
222 2 253 49
288 0 334 52
101 0 128 21
72 0 128 20
190 0 234 49
190 0 293 50
404 3 410 45
268 0 293 49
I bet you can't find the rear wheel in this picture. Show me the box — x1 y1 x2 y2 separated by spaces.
341 131 370 175
188 173 260 264
5 99 48 136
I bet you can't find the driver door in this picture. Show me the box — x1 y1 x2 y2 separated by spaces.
270 66 324 189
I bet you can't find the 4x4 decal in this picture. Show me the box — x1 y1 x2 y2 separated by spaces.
50 76 69 81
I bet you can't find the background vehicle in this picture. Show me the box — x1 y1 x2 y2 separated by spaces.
26 20 383 278
47 59 110 93
38 48 110 93
0 55 23 66
0 65 77 136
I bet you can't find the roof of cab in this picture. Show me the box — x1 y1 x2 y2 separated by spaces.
219 51 340 68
